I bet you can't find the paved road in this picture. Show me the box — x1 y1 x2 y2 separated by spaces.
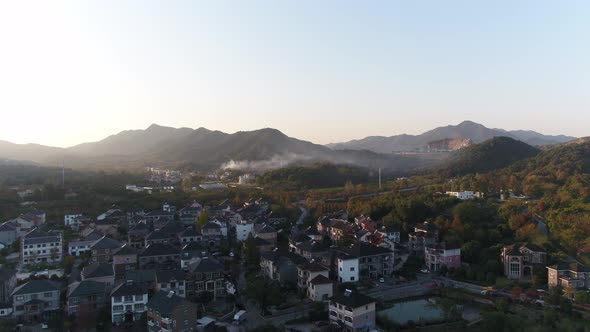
296 207 308 225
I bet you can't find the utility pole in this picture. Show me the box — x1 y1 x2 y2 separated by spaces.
378 168 382 190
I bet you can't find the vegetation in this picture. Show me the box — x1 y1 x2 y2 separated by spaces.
259 163 371 189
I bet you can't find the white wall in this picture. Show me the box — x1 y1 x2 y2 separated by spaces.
338 258 359 283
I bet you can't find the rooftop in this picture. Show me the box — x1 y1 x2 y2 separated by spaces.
331 289 375 308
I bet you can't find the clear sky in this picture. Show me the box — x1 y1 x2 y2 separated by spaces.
0 1 588 147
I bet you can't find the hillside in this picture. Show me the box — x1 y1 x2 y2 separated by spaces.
434 136 540 176
259 163 370 189
327 121 575 153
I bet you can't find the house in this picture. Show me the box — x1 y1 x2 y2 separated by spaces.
547 262 590 289
21 228 63 266
297 262 332 302
336 253 359 283
178 205 202 226
128 215 147 228
260 250 306 286
355 215 377 233
139 243 181 270
337 242 394 279
126 205 145 219
178 228 202 244
147 290 200 332
186 258 225 300
377 225 401 244
82 263 115 291
64 212 83 229
293 240 329 261
0 269 17 304
67 280 108 315
68 229 103 257
408 224 437 256
235 221 254 242
0 222 17 246
145 231 171 247
329 289 376 332
155 270 187 298
11 279 61 322
94 218 121 238
145 210 175 225
97 207 124 221
113 245 139 279
180 243 209 268
253 223 277 246
501 243 547 281
90 236 123 263
125 270 157 292
128 223 151 249
425 243 461 272
446 191 483 200
17 209 46 227
201 222 222 247
110 281 149 324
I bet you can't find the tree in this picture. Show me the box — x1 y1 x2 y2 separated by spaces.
243 234 260 268
495 298 509 313
195 210 209 231
61 255 76 274
182 177 193 192
563 286 575 300
245 278 281 315
574 290 589 304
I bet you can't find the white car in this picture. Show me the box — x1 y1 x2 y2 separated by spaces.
379 278 385 283
420 268 429 273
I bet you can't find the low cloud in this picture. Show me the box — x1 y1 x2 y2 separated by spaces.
220 153 316 172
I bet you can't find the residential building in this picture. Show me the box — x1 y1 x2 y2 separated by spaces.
329 289 376 332
113 245 139 279
425 243 461 272
338 242 394 279
147 290 200 332
68 229 103 257
155 270 187 298
186 258 225 300
297 262 332 302
64 212 83 229
21 228 63 266
501 243 547 281
90 236 123 263
11 279 61 322
82 263 115 291
0 269 17 304
125 270 157 292
260 250 305 286
178 228 201 244
128 223 150 250
110 281 149 324
547 262 590 289
0 222 17 245
337 253 359 283
446 191 483 200
292 240 329 261
178 205 202 226
236 221 254 242
408 223 438 256
67 280 108 315
139 243 181 270
145 210 175 225
94 218 121 239
253 223 277 246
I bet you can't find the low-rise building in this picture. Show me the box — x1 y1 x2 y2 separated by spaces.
297 262 332 302
113 245 138 279
68 229 103 257
90 236 123 263
0 269 17 304
338 242 394 279
260 250 305 286
329 289 376 332
21 228 63 266
147 290 200 332
337 253 360 283
236 221 254 242
64 212 83 229
186 258 225 300
501 243 547 282
547 262 590 289
139 243 181 270
67 280 108 315
11 279 61 322
425 243 461 272
110 281 149 324
155 270 187 298
128 223 150 250
82 263 115 291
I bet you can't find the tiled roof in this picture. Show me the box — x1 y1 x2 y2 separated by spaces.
340 242 393 258
140 243 180 257
82 263 114 279
90 236 123 250
188 258 224 273
331 289 374 308
111 282 147 297
12 280 60 296
146 290 184 316
125 269 156 283
114 244 137 256
310 274 332 285
155 270 185 283
68 280 106 298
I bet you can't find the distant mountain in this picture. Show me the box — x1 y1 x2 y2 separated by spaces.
432 136 540 176
327 121 575 153
0 125 446 172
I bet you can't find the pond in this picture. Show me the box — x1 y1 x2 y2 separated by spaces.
377 298 445 325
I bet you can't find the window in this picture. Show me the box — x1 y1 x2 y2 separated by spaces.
114 296 122 303
350 267 355 271
16 296 24 301
345 316 352 322
135 295 143 301
509 262 520 278
134 304 144 311
124 295 133 302
330 310 337 317
350 276 355 281
44 292 52 298
113 305 123 312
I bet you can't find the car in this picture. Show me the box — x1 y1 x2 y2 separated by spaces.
379 278 385 283
41 323 48 329
229 252 235 257
420 268 429 273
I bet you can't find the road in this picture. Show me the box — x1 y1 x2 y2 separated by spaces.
296 207 308 225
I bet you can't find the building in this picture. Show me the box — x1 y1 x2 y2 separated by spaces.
297 262 332 302
155 270 187 298
253 223 277 246
408 223 438 256
110 281 149 324
0 269 17 304
446 191 483 200
139 243 181 270
186 258 225 300
68 229 103 257
90 236 123 263
338 242 394 279
94 218 121 239
236 221 254 242
292 240 329 261
11 279 61 322
329 289 376 332
0 222 17 245
547 262 590 289
64 212 83 229
113 245 139 279
424 243 461 272
337 253 360 283
125 270 157 292
178 205 202 226
82 263 115 291
501 243 547 281
67 280 108 315
128 223 151 249
178 228 201 244
260 250 305 286
21 228 63 266
147 290 200 332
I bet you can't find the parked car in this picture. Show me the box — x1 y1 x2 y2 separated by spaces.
379 278 385 283
420 268 429 273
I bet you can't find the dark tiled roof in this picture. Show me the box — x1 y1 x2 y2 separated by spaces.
331 290 375 308
299 262 328 273
202 222 221 230
548 262 590 272
91 236 123 250
125 269 156 283
253 237 270 246
188 258 223 273
0 268 15 283
83 263 114 279
146 231 167 241
310 274 332 285
111 282 147 297
255 224 276 234
12 280 60 296
114 244 137 256
84 229 104 241
146 290 184 316
296 240 328 253
180 228 199 237
95 218 120 226
156 270 185 283
340 242 393 258
69 280 106 298
140 243 180 257
23 229 61 245
426 242 461 251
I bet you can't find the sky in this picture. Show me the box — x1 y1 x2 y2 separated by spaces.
0 1 589 147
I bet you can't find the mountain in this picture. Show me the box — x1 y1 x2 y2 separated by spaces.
432 136 540 176
327 121 575 153
0 125 446 172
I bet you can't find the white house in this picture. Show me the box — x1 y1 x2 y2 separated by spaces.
21 228 63 266
337 254 359 283
446 191 483 200
235 221 254 242
110 281 149 324
64 213 83 228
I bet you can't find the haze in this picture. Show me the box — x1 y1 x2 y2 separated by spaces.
0 1 589 148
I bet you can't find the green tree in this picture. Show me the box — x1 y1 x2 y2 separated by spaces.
574 290 589 304
245 278 281 315
243 234 261 268
182 177 193 192
195 210 209 231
